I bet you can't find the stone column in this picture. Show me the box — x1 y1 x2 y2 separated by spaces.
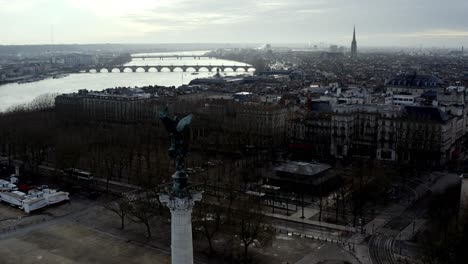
160 192 202 264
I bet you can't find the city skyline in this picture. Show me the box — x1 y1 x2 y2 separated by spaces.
1 0 468 47
2 1 468 261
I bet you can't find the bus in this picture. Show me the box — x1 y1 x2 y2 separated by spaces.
63 168 94 181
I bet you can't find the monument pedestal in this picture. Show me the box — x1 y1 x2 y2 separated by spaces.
160 192 202 264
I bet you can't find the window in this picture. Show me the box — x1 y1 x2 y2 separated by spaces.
381 150 392 159
337 145 343 156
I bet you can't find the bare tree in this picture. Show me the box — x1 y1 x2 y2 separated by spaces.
230 196 274 263
129 192 160 238
27 93 58 110
104 194 131 229
102 149 117 192
55 132 83 171
193 200 225 256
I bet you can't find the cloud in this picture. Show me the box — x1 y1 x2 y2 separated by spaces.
1 0 468 45
296 9 329 14
117 0 336 37
65 0 160 17
0 0 57 13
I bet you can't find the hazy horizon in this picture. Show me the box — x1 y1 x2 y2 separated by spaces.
1 0 467 47
0 42 465 50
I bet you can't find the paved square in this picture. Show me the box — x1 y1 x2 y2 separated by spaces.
0 221 170 264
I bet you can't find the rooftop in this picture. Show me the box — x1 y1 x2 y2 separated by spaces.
386 73 443 88
274 161 332 176
404 106 449 123
310 101 332 112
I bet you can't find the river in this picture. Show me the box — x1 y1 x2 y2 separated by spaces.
0 51 253 112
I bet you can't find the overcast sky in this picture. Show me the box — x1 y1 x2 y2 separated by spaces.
1 0 467 47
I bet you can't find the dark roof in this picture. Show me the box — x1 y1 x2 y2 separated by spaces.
311 101 332 112
421 90 437 98
274 161 331 176
271 161 334 185
386 73 443 88
404 106 449 123
189 78 226 85
257 70 293 75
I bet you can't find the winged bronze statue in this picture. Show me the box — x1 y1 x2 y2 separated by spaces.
159 106 193 190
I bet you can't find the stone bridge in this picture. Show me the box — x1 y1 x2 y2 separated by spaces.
132 55 215 60
79 65 256 73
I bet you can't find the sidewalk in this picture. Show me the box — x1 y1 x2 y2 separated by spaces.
397 219 426 241
295 243 361 264
266 211 357 232
354 243 372 264
361 204 406 236
345 204 407 264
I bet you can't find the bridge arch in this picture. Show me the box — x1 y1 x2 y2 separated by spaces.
135 67 146 73
210 66 221 72
81 64 251 74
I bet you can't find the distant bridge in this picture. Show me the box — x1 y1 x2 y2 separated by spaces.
131 55 215 60
78 65 256 73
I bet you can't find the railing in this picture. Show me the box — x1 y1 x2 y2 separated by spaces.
158 182 204 197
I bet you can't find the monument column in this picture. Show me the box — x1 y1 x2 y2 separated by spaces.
160 192 202 264
158 107 201 264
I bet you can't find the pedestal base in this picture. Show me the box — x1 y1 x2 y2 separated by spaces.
160 192 202 264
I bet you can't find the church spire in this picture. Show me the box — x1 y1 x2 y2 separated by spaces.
353 25 356 41
351 25 357 59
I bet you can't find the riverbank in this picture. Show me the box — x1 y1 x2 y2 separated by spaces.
0 52 251 111
0 71 71 86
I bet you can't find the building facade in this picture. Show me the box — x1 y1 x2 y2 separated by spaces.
385 73 444 96
55 89 163 123
288 102 466 166
177 99 289 152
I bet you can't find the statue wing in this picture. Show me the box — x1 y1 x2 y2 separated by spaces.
159 106 177 133
176 114 193 133
159 105 169 119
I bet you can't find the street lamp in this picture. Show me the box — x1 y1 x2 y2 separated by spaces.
300 192 305 219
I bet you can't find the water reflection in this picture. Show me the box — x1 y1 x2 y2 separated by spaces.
0 52 252 111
